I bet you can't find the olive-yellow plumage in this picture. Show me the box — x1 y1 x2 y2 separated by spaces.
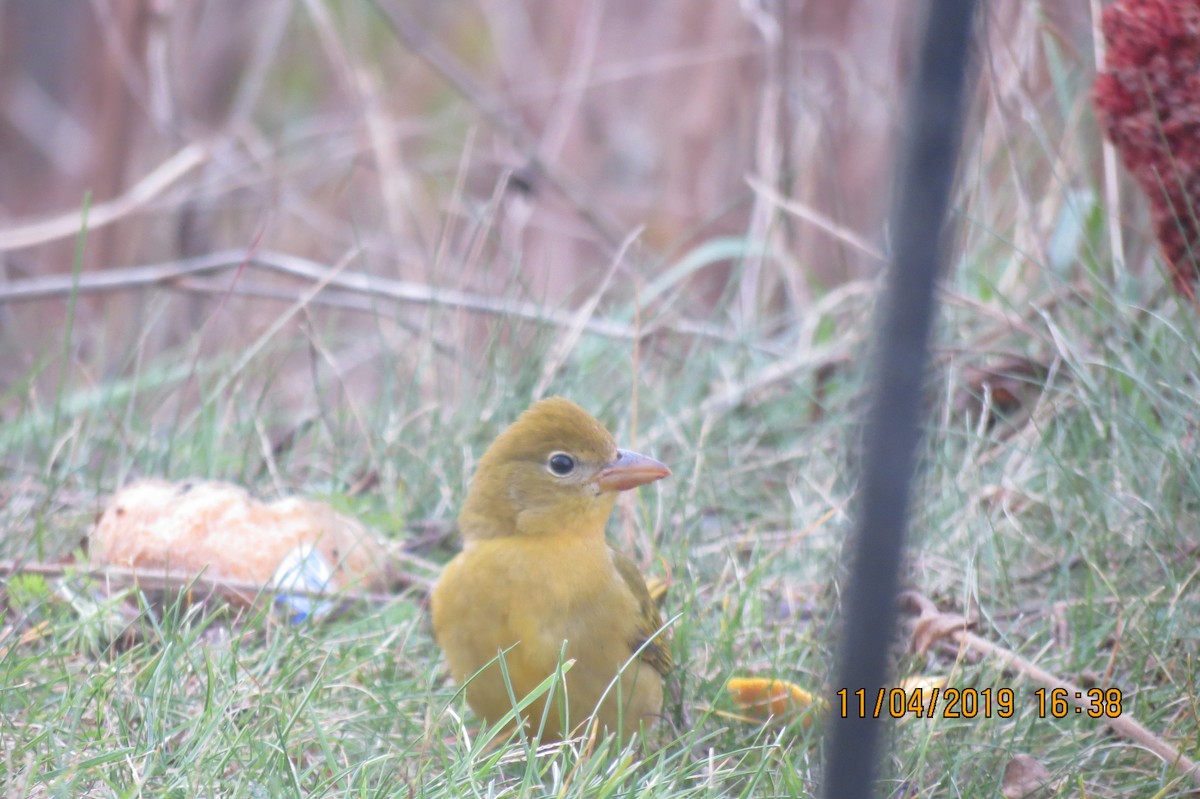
431 397 672 741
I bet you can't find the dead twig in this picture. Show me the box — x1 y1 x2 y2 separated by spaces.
0 555 435 603
0 143 209 252
746 175 886 264
902 590 1200 787
369 0 629 253
0 248 738 345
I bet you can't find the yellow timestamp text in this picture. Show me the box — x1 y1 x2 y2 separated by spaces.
1034 687 1123 718
834 686 1123 719
836 687 1015 718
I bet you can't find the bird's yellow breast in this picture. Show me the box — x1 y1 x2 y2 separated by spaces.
431 533 662 740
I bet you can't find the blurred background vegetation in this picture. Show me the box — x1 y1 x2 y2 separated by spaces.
0 0 1133 411
3 2 1198 794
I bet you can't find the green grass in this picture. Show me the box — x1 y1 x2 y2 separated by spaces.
2 225 1199 797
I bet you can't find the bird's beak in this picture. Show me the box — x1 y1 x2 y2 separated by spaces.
594 449 671 492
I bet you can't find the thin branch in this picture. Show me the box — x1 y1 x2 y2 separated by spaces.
369 0 629 253
0 248 737 344
0 556 432 604
0 143 209 252
746 175 886 263
903 591 1200 787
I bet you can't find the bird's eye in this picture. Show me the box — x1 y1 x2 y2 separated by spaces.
547 453 576 476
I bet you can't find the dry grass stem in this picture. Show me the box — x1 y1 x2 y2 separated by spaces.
903 591 1200 787
0 143 209 251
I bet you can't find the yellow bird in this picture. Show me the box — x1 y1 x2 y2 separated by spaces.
431 397 672 741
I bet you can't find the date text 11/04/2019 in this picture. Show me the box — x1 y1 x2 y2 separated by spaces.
835 687 1123 719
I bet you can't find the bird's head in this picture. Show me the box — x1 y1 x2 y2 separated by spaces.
458 397 670 540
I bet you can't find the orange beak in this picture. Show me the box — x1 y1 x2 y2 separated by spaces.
594 449 671 493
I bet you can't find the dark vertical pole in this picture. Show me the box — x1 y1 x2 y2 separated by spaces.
822 2 977 798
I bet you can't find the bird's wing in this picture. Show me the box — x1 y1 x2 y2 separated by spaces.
612 549 673 677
